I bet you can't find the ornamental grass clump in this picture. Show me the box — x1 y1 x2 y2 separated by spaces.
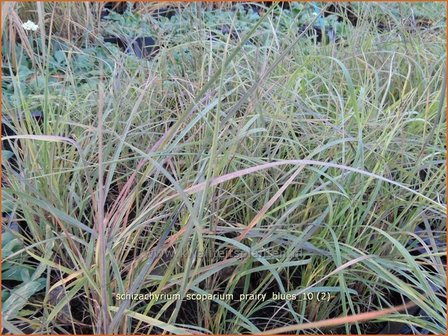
1 2 446 334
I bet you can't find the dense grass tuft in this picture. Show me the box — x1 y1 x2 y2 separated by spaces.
2 2 446 334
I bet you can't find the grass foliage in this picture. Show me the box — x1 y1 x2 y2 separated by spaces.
1 2 446 334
